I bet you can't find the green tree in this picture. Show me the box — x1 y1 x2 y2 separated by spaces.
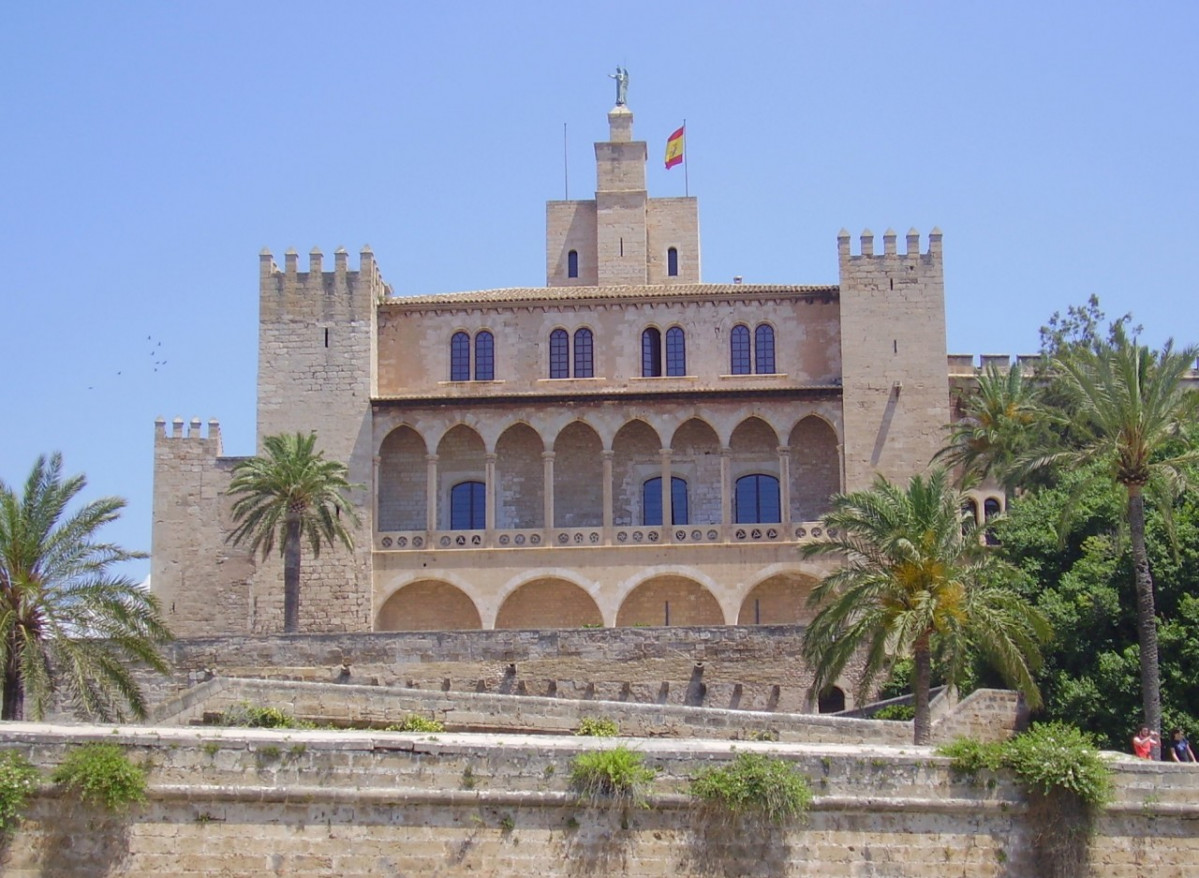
936 361 1045 494
801 469 1050 744
1036 324 1198 745
227 432 359 633
0 453 171 721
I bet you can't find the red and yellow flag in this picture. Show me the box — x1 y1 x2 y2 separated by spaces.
664 125 685 169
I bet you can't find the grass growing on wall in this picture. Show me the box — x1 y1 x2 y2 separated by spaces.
569 746 655 807
690 752 813 826
51 743 147 812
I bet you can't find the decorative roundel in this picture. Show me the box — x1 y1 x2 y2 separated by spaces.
381 537 393 548
751 528 762 540
499 534 510 546
514 534 525 545
766 528 778 539
794 527 806 538
440 536 451 547
617 531 628 543
589 532 600 543
558 532 569 544
691 529 702 541
574 532 584 544
412 536 423 548
455 535 466 546
633 531 643 542
530 534 541 545
706 529 718 541
811 527 823 537
397 536 408 547
471 535 482 546
648 530 659 542
827 527 837 538
676 530 687 541
735 529 747 540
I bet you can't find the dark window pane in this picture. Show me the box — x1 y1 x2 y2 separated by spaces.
667 247 678 277
731 325 750 374
665 326 686 376
573 328 593 378
671 476 689 526
550 329 569 379
568 249 579 278
755 324 776 374
451 332 470 381
450 481 485 530
642 328 662 377
735 474 780 524
474 331 494 381
642 477 662 526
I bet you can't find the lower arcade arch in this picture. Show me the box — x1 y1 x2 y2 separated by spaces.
376 581 482 631
736 573 820 625
616 576 724 627
494 579 603 629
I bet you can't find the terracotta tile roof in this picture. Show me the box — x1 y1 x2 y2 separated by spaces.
383 283 839 308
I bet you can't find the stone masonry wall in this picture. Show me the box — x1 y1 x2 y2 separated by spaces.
3 723 1197 877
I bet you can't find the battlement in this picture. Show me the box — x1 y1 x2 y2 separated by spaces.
258 244 383 286
837 227 942 262
155 417 222 450
947 354 1042 376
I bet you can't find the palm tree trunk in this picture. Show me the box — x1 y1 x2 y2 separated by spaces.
913 635 932 745
2 659 23 721
1128 486 1162 756
283 513 301 634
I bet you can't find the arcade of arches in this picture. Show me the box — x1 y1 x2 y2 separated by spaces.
376 414 840 534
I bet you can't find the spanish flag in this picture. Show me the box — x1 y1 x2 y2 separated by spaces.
664 125 685 169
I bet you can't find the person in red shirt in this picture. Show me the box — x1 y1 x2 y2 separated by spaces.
1132 726 1159 759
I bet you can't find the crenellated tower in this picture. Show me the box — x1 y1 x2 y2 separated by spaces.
837 227 949 491
546 104 700 286
252 245 383 632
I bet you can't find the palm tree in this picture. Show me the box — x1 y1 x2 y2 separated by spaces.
0 453 172 721
801 469 1050 744
935 362 1044 493
1037 325 1199 743
227 432 359 633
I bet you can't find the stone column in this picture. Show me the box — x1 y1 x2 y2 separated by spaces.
721 446 733 527
659 448 673 536
777 446 791 527
372 455 381 534
543 452 556 531
425 454 438 532
602 450 615 536
484 453 497 532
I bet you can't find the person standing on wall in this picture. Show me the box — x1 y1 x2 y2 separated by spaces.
1168 728 1197 763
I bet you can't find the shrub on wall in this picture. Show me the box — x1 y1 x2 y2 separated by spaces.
219 702 308 729
51 743 147 812
387 715 445 733
690 752 813 826
0 750 40 834
569 746 655 807
576 716 619 737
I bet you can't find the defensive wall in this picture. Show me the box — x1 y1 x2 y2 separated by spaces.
147 626 846 715
2 722 1197 877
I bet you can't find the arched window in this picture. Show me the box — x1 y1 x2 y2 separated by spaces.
549 329 569 379
573 328 594 378
474 331 494 381
567 249 579 279
665 326 686 376
818 686 846 714
962 499 979 526
642 476 689 526
641 327 662 377
984 497 1002 546
735 474 780 524
667 247 679 277
450 332 471 381
450 481 485 530
730 324 751 374
754 324 776 374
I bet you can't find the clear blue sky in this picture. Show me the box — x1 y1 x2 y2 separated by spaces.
2 2 1197 581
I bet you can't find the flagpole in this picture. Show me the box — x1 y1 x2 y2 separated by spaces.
563 123 569 200
683 118 689 197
